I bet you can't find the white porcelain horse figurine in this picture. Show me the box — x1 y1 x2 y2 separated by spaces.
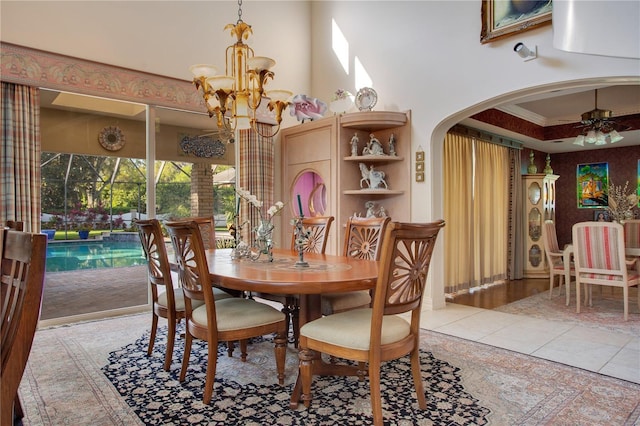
359 163 388 189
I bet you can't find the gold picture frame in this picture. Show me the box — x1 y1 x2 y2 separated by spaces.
415 151 425 162
416 172 425 183
480 0 553 44
416 162 425 172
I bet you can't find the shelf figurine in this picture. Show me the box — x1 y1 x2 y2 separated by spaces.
388 133 397 157
365 201 376 218
359 163 388 189
364 201 388 218
350 132 359 157
362 133 385 156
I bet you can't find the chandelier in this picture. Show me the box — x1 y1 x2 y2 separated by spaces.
573 90 624 146
189 0 292 137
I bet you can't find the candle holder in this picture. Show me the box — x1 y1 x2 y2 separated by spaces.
230 215 250 259
293 216 310 268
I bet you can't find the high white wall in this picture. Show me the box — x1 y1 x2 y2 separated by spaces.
309 1 639 308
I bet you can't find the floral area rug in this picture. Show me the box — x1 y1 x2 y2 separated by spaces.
102 325 490 425
20 313 640 426
493 286 639 336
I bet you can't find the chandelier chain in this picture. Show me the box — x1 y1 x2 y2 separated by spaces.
237 0 243 23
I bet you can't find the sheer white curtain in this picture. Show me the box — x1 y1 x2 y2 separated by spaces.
443 132 510 294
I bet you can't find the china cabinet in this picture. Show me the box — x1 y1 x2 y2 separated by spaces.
522 173 559 278
280 111 411 254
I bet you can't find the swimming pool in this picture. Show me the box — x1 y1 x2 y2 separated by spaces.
46 240 146 272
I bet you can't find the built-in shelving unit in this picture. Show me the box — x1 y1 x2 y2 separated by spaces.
281 110 411 254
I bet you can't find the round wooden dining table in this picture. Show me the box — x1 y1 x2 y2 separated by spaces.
203 248 379 407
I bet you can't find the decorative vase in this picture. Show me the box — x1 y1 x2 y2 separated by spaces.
253 220 274 262
527 151 538 174
543 153 553 175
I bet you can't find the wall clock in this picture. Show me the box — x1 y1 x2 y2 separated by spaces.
98 126 125 151
355 87 377 111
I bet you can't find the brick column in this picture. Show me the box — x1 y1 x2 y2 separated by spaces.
191 163 214 217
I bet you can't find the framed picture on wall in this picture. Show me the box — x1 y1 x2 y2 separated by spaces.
637 159 640 207
577 162 608 208
480 0 553 44
594 210 610 222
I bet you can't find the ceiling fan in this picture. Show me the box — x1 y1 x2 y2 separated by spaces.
573 89 627 146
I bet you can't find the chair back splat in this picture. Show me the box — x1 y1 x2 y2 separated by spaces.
165 220 287 405
1 229 47 426
298 220 445 426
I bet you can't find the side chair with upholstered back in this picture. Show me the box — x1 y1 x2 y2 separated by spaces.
1 229 47 426
165 220 287 405
298 220 445 425
135 219 233 371
321 216 391 316
572 221 640 321
542 220 575 305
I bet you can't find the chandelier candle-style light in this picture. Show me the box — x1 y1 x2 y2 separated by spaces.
190 0 292 137
573 90 624 147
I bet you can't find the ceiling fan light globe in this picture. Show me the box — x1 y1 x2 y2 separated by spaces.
594 130 607 145
573 135 585 146
585 129 597 144
608 130 624 143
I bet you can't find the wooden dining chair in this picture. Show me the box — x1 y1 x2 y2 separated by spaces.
1 229 47 426
289 216 335 254
321 216 391 316
181 215 217 249
136 219 235 371
542 220 575 305
298 220 445 425
165 220 287 405
5 220 24 231
572 221 640 321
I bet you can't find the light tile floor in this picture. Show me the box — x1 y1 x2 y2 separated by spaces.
413 303 640 385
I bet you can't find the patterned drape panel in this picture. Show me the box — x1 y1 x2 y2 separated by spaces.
443 132 511 294
238 123 274 244
1 82 40 232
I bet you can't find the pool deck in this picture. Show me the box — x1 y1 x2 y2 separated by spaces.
41 265 148 321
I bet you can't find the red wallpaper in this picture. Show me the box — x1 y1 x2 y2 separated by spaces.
528 146 640 247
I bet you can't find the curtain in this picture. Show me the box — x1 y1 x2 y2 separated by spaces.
508 149 524 279
444 133 475 292
1 83 40 232
238 123 274 243
443 132 510 293
474 140 509 285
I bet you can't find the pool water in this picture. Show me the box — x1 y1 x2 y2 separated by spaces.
46 240 146 272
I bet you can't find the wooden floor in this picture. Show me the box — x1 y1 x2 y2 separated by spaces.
448 278 551 310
